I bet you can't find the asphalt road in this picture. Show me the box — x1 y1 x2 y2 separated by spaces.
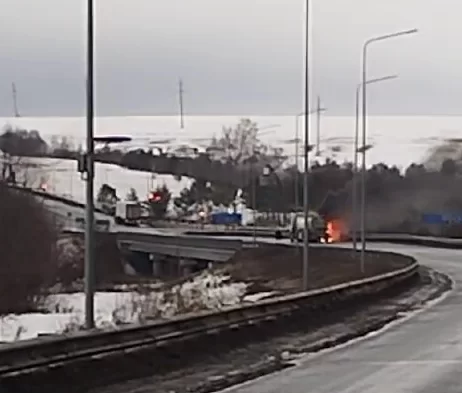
223 243 461 393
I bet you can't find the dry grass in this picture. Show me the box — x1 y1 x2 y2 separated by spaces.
227 245 411 294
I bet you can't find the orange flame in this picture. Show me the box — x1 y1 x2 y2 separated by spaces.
326 219 344 242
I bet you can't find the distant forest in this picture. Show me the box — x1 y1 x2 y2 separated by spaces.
2 120 462 236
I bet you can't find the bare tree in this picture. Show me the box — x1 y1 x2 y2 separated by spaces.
210 118 287 170
212 118 260 165
126 187 139 201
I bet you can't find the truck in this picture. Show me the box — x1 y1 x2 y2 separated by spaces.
115 201 142 226
289 211 329 243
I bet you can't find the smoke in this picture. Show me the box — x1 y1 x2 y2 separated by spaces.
422 139 462 171
347 139 462 236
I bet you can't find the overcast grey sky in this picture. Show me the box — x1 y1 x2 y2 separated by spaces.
0 0 458 116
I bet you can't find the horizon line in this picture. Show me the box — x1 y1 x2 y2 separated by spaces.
1 113 462 119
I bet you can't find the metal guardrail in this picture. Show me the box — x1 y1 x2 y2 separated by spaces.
117 231 243 250
117 232 243 262
185 229 462 248
0 258 418 377
185 228 289 238
362 233 462 248
121 241 238 262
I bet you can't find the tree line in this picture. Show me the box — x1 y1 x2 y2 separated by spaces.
3 120 462 236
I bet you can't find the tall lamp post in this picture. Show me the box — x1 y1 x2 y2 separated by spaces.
360 28 418 272
302 0 310 291
85 0 95 330
80 132 133 330
351 74 398 253
85 0 133 329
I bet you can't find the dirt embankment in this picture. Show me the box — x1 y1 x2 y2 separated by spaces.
226 244 412 294
55 239 412 297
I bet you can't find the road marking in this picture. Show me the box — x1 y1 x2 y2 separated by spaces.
360 359 462 365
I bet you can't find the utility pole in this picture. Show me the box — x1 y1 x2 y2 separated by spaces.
314 96 327 156
12 83 20 118
179 78 184 129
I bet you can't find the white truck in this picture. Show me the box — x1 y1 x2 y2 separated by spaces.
289 211 328 243
115 201 141 226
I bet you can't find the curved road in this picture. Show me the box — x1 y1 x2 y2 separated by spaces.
223 242 461 393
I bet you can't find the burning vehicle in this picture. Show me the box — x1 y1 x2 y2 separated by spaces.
324 218 347 243
289 211 329 243
289 212 348 244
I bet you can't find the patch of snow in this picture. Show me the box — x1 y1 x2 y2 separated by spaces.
0 272 251 342
243 292 277 302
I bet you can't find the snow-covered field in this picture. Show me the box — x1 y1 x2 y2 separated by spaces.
2 115 462 171
5 115 462 203
0 272 269 343
14 157 193 204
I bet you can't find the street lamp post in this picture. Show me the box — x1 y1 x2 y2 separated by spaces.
85 0 95 330
79 136 131 329
351 75 398 253
360 28 418 272
302 0 310 291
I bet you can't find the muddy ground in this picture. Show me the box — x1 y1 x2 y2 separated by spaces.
225 244 412 294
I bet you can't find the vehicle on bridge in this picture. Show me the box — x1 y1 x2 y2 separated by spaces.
115 201 141 226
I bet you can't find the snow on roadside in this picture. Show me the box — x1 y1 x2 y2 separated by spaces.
243 292 278 302
0 271 250 343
